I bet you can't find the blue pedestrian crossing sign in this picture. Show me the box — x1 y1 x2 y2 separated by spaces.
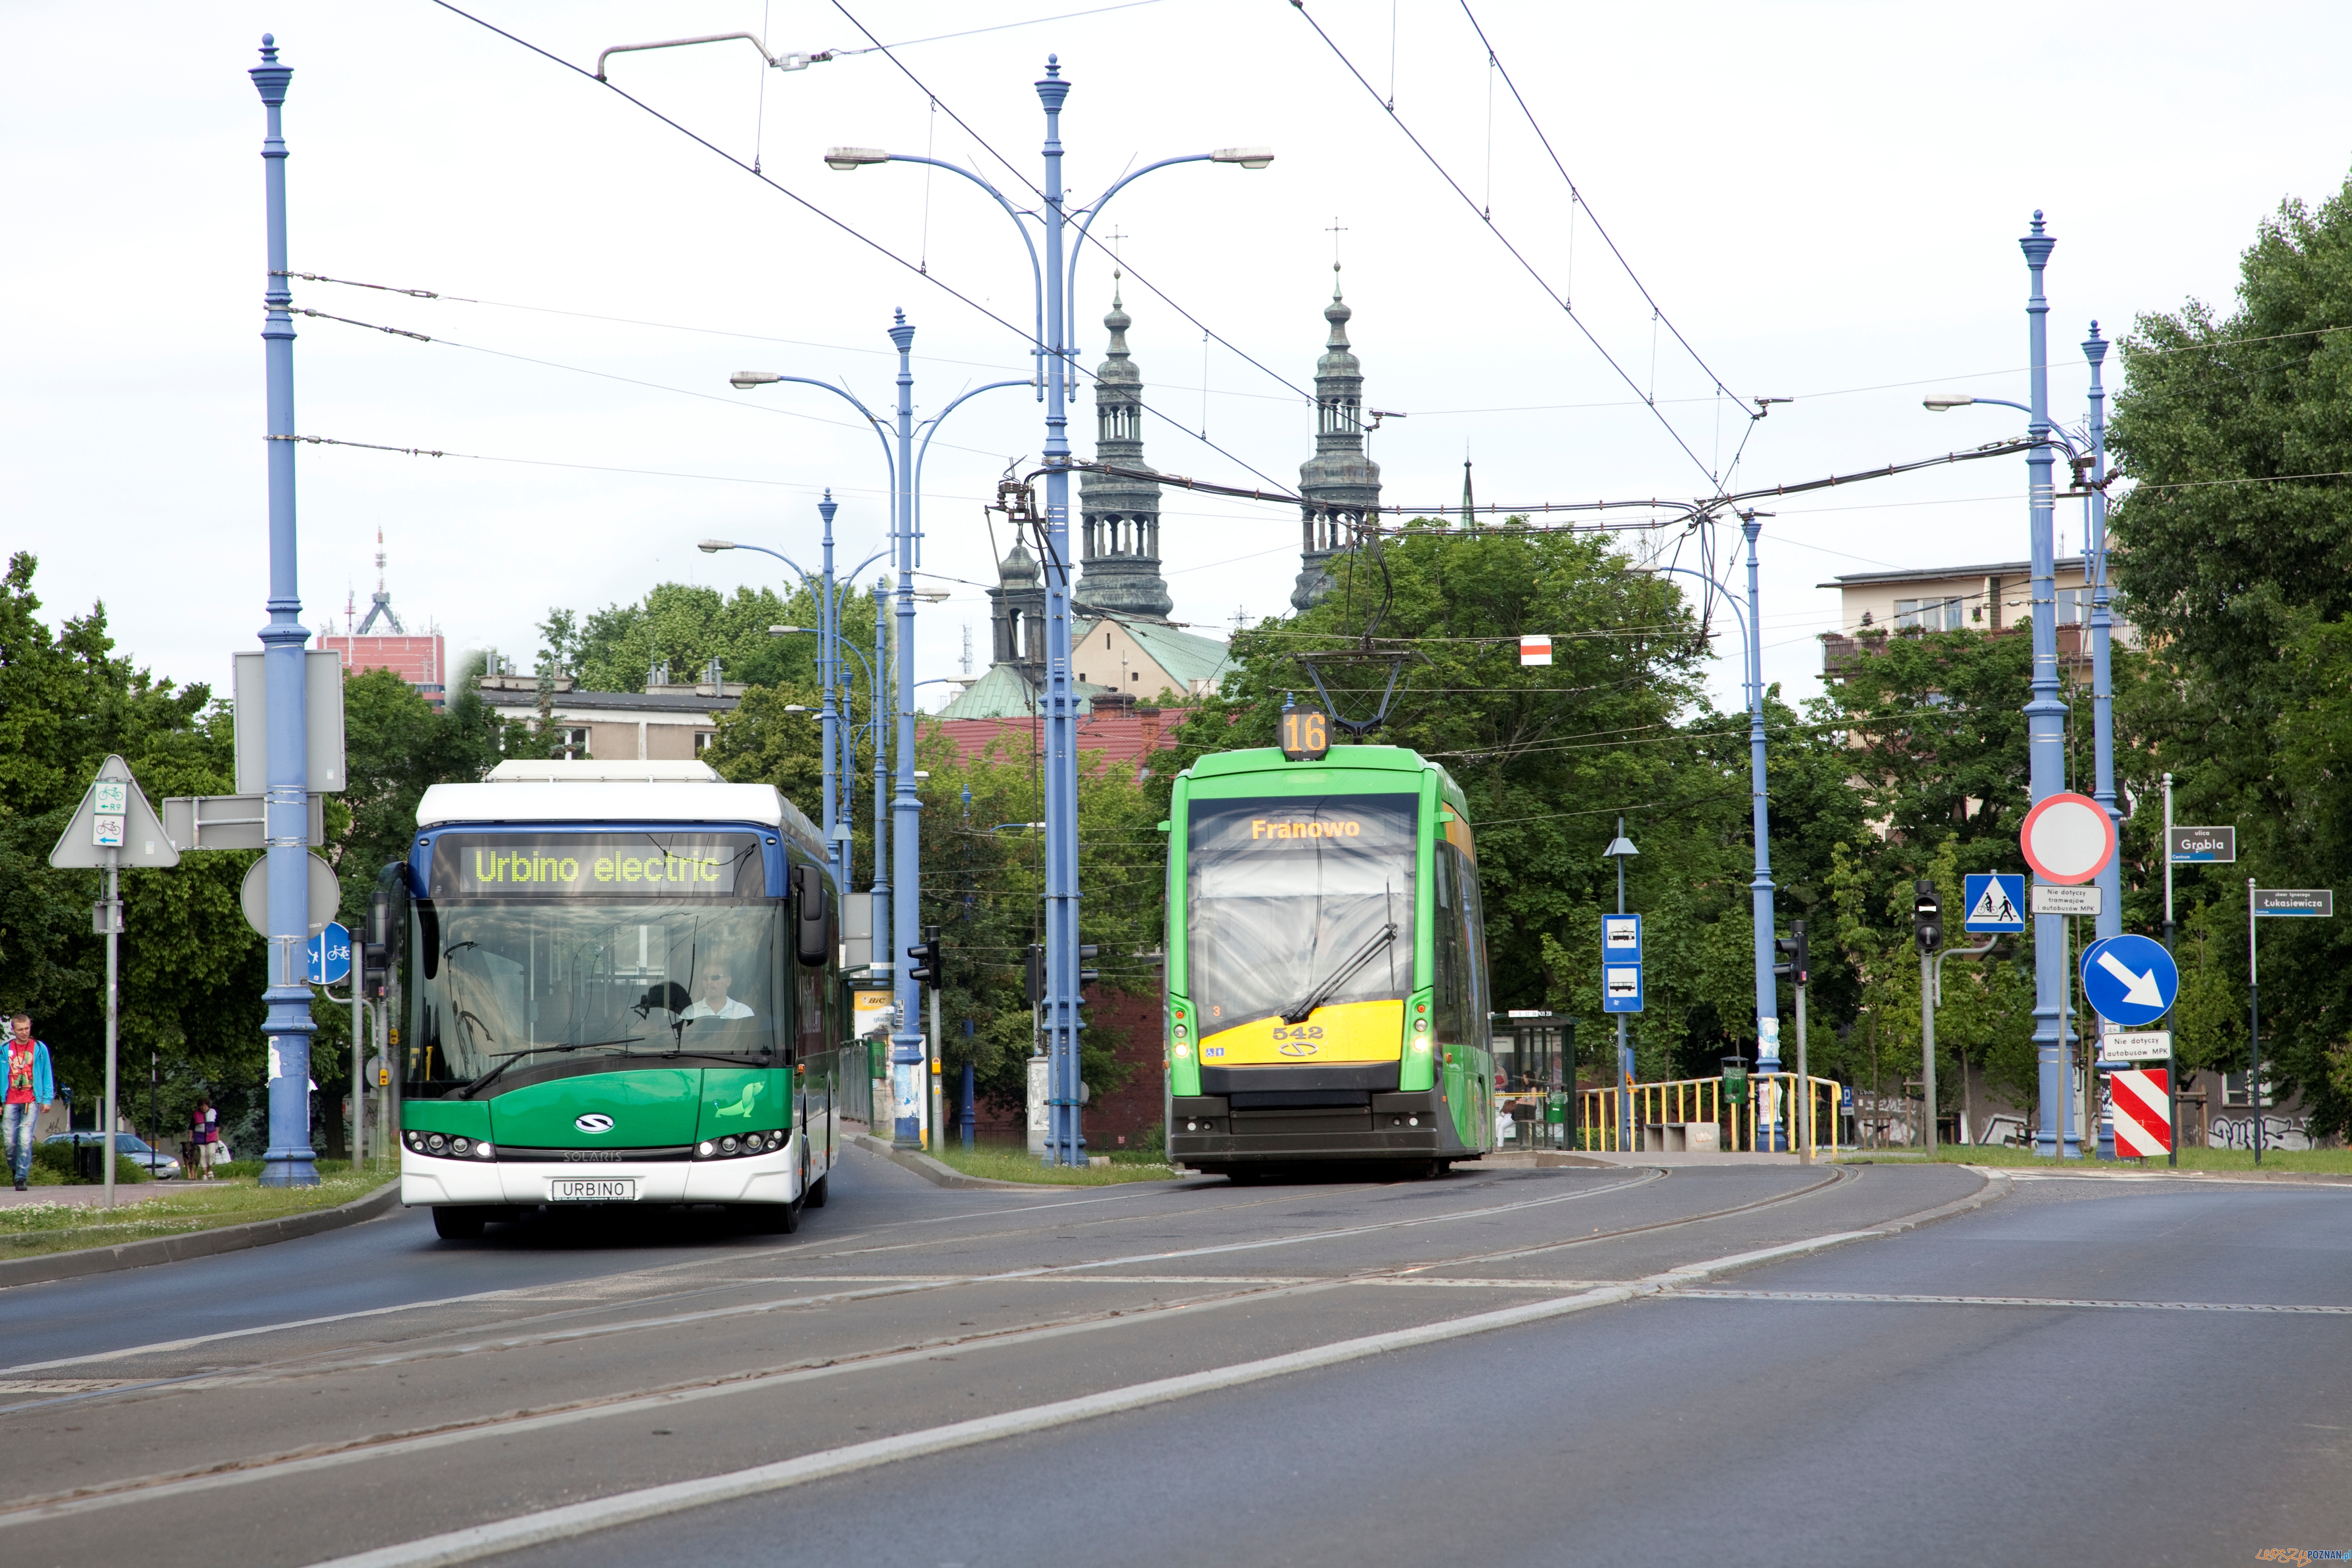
307 920 352 986
1602 963 1644 1014
2079 934 2179 1028
1962 873 2027 933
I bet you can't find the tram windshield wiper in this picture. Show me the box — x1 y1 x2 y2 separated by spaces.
1279 923 1399 1025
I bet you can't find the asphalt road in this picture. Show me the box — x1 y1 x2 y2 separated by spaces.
2 1150 2346 1568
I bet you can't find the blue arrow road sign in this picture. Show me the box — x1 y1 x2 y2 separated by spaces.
307 920 352 986
1963 873 2027 933
2080 934 2179 1028
1602 963 1644 1014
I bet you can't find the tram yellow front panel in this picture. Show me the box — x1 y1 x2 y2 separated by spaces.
1196 999 1404 1065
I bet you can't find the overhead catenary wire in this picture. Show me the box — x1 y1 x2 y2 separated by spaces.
1285 0 1730 490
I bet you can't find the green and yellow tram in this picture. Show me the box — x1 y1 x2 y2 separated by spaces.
393 760 842 1239
1165 742 1497 1178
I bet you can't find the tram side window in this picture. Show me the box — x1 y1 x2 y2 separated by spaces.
1431 845 1468 1047
1459 847 1490 1035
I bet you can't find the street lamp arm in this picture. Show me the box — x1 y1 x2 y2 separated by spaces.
719 540 817 586
1065 155 1229 398
1645 563 1750 657
872 155 1047 394
913 379 1030 567
741 375 899 488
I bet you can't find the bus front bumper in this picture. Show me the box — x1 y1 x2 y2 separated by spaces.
401 1138 803 1208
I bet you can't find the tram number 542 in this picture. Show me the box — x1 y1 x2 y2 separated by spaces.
1280 707 1331 761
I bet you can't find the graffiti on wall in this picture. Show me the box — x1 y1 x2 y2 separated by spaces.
2208 1115 2311 1152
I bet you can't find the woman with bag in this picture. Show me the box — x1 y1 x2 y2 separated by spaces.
191 1097 222 1179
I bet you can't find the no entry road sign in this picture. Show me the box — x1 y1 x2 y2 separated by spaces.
2021 791 2116 886
2081 934 2180 1028
2110 1068 2172 1157
1963 873 2027 933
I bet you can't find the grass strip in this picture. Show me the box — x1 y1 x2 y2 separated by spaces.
923 1144 1184 1186
0 1166 397 1260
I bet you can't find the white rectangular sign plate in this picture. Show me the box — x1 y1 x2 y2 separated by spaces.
549 1179 636 1202
2099 1030 2172 1063
2032 883 2101 916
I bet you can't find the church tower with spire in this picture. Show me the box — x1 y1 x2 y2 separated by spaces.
1293 265 1381 612
1076 276 1173 621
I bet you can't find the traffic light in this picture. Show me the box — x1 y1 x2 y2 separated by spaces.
1773 919 1809 986
1913 879 1944 954
906 924 943 986
1024 943 1045 1006
1078 943 1100 986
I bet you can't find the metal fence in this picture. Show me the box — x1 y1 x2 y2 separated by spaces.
1575 1073 1845 1158
838 1039 875 1126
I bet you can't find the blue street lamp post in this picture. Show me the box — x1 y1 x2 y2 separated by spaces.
251 36 318 1187
826 59 1270 1163
1923 216 2101 1157
2082 323 2121 1157
703 498 890 893
1647 548 1781 1144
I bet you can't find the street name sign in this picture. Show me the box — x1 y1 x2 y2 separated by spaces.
1963 873 2027 932
48 756 178 870
2080 934 2180 1028
2099 1029 2172 1063
2020 790 2116 886
1602 964 1644 1014
2110 1068 2172 1156
1601 913 1642 963
2253 889 2334 919
2169 826 2236 863
2031 883 2101 916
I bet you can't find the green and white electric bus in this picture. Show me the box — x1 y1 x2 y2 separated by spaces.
395 760 841 1239
1164 739 1497 1178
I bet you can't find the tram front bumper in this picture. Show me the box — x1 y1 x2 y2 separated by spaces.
1169 1090 1454 1163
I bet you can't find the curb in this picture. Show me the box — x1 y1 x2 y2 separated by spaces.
0 1180 403 1291
845 1134 1038 1190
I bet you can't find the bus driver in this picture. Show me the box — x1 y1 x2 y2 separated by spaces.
681 961 754 1020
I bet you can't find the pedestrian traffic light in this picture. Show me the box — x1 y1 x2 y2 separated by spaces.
1913 879 1943 954
907 925 943 986
1024 943 1045 1006
1078 943 1100 986
1773 919 1809 986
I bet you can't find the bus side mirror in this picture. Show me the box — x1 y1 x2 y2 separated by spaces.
792 865 830 968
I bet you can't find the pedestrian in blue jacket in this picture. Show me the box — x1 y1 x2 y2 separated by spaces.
5 1013 57 1191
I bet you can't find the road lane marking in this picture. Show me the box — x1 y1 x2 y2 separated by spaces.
291 1226 1897 1568
1678 1289 2352 1314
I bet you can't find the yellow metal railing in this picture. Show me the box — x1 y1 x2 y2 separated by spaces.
1574 1073 1844 1158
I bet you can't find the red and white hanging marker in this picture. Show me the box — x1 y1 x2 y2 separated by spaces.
2019 790 2116 886
2110 1068 2171 1157
1519 635 1553 667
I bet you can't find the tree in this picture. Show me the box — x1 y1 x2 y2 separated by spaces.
536 582 834 693
1150 522 1870 1086
2108 167 2352 1135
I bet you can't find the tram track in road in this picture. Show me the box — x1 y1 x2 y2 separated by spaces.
0 1162 1891 1531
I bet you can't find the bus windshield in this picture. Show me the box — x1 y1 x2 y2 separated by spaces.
1185 793 1416 1034
411 901 782 1094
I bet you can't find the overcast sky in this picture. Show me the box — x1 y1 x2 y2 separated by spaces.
8 1 2348 718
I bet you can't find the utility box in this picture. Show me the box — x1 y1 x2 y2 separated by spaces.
1026 1056 1050 1158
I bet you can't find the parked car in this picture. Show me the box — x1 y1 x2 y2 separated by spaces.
44 1131 182 1180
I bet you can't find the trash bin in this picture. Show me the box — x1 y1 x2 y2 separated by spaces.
74 1138 102 1184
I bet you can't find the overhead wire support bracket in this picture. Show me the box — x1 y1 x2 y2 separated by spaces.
595 33 833 81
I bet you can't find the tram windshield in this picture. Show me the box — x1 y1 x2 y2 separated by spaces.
1185 794 1416 1032
408 831 781 1094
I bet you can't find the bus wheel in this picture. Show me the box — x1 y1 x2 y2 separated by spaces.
749 1198 801 1235
804 1173 829 1209
432 1206 487 1240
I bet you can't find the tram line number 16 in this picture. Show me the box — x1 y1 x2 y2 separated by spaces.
1280 707 1331 762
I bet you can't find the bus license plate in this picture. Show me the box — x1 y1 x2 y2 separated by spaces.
549 1179 635 1202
